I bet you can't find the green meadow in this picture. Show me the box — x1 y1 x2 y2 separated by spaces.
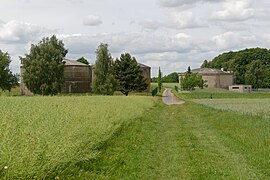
1 87 270 179
0 96 154 179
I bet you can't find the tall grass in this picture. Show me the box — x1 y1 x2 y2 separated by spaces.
194 98 270 118
0 96 154 178
178 88 270 99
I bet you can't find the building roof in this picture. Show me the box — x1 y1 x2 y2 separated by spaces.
64 59 90 66
138 63 150 68
191 68 232 74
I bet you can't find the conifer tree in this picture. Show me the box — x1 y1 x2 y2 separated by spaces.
113 53 147 96
157 67 162 92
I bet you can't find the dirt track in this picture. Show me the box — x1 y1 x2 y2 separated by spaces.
162 88 185 105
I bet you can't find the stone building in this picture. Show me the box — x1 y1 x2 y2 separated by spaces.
179 68 234 89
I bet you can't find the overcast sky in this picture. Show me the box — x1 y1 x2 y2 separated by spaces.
1 0 270 76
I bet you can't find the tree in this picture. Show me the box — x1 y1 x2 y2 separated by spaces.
113 53 148 96
20 35 68 95
92 43 116 95
77 57 89 65
162 72 179 83
181 67 205 90
157 67 162 92
0 50 19 92
245 60 270 88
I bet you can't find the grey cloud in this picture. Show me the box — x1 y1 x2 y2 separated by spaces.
83 15 102 26
141 11 206 30
157 0 222 8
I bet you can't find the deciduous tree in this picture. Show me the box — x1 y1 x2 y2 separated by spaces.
181 66 205 90
0 50 19 92
20 35 68 95
92 43 116 95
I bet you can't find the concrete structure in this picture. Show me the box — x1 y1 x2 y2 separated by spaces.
139 63 151 92
179 68 234 89
62 60 92 93
229 85 252 93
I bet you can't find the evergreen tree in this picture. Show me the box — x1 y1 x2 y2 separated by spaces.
92 43 116 95
77 57 89 65
157 67 162 92
113 53 148 96
20 35 67 95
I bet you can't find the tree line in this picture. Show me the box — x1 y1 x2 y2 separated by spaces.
201 47 270 88
152 72 179 83
19 35 147 96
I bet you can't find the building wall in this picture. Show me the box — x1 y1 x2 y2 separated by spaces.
220 74 234 89
229 85 252 93
20 68 34 95
141 66 151 92
62 65 92 93
201 75 219 88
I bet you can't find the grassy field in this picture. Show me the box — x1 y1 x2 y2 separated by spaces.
0 96 154 179
1 87 270 178
50 100 270 179
194 98 270 118
178 88 270 99
0 86 21 96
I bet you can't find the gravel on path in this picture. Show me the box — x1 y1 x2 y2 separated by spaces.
162 88 185 105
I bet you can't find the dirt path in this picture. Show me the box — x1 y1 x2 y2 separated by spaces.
162 88 185 105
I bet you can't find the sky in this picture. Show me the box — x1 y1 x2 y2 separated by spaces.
1 0 270 77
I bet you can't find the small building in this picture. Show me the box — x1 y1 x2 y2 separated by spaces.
229 85 252 93
179 68 234 89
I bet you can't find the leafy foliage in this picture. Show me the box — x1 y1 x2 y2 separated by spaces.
76 56 89 65
245 60 270 88
20 35 67 95
113 53 148 96
92 43 116 95
0 50 19 92
202 48 270 87
181 66 205 90
152 72 179 83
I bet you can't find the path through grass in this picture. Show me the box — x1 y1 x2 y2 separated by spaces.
55 100 270 179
